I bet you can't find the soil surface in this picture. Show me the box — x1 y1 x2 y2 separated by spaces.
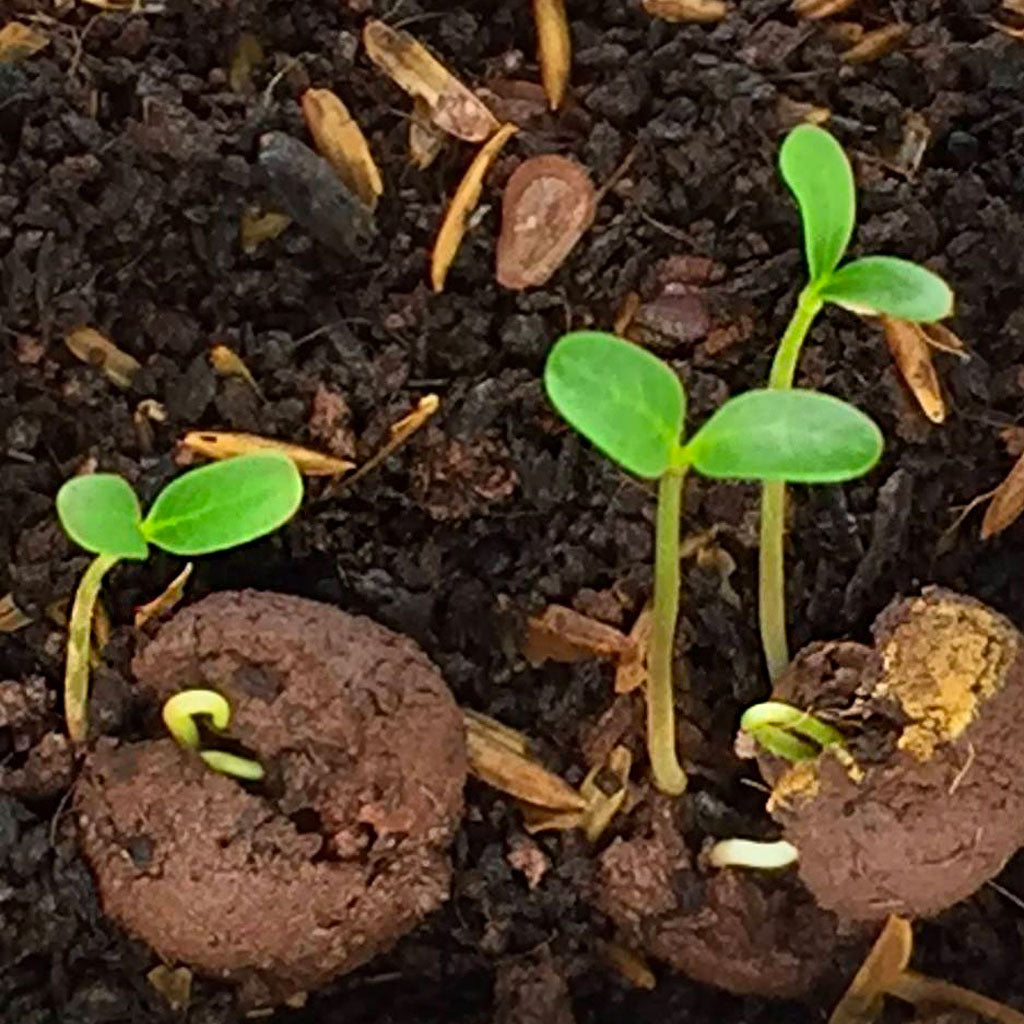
4 0 1024 1022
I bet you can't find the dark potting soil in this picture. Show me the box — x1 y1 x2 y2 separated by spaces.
3 0 1024 1021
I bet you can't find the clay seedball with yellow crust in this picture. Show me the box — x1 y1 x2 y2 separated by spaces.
761 588 1024 921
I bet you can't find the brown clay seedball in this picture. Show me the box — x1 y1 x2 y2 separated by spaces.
762 588 1024 922
596 802 869 998
75 591 466 1007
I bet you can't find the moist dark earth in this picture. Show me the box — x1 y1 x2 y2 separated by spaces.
3 0 1024 1021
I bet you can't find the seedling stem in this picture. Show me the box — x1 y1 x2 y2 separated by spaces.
163 689 265 781
707 837 799 870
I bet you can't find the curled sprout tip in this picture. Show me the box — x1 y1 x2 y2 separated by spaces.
163 689 264 781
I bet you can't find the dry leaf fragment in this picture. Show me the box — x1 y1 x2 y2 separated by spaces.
615 602 653 694
465 715 587 812
981 451 1024 539
180 431 354 476
147 966 192 1012
342 394 440 488
496 154 596 290
841 23 909 63
829 916 912 1024
134 563 193 629
65 327 141 390
791 0 857 18
431 123 518 292
0 22 50 62
464 708 530 755
228 33 263 93
209 344 262 397
409 96 445 169
533 0 571 111
881 317 946 424
0 593 32 634
522 604 631 666
597 940 657 990
579 744 632 842
239 207 291 253
302 89 383 210
642 0 728 23
921 322 969 360
363 20 498 142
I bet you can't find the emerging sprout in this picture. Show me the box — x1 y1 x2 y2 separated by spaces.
162 689 265 781
760 124 954 680
740 700 844 762
706 838 799 871
544 330 881 794
56 452 303 744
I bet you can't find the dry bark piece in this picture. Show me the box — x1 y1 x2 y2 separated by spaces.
761 589 1024 921
642 0 728 22
431 123 518 292
0 21 50 62
65 326 141 390
792 0 857 17
496 155 596 290
522 604 630 666
842 23 909 63
409 96 445 169
257 132 375 258
881 317 946 424
980 451 1024 539
239 207 291 253
180 430 354 477
301 89 383 210
78 591 466 1008
533 0 571 111
134 563 193 629
362 20 498 142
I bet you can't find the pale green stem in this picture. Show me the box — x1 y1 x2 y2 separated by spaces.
162 689 264 781
741 699 844 761
707 838 799 870
65 553 121 744
759 288 825 680
648 466 687 796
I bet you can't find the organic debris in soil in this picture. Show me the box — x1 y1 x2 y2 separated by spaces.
533 0 572 111
522 603 631 666
0 21 49 62
64 326 141 390
209 344 262 398
133 563 193 629
239 207 292 253
642 0 728 23
179 431 353 476
980 450 1024 539
881 317 947 424
841 24 909 63
792 0 858 18
496 155 596 290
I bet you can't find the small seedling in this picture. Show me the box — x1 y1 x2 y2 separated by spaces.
544 331 881 794
760 124 954 680
706 837 799 871
56 452 303 744
740 700 844 761
163 689 265 780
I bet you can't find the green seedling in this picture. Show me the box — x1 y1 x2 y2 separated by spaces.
544 331 881 795
56 452 303 744
163 689 265 780
760 124 954 680
740 700 844 762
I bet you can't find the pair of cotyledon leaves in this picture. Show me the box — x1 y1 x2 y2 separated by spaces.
56 452 303 560
544 125 953 481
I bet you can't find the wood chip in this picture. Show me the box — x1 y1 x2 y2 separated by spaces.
522 604 631 667
465 714 586 812
981 450 1024 540
362 20 498 142
64 326 141 390
579 744 632 842
881 317 946 424
209 344 262 397
302 88 383 210
409 96 445 169
179 431 354 476
0 21 50 62
597 940 657 990
496 154 596 290
146 965 192 1012
228 33 263 93
134 563 193 629
642 0 728 22
533 0 571 111
841 23 909 63
0 593 32 634
828 916 912 1024
615 602 652 694
791 0 857 18
431 123 518 293
239 207 291 253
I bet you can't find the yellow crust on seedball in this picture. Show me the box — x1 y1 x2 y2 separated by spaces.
767 759 820 814
874 597 1020 761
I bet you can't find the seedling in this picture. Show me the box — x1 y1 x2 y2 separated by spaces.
706 838 799 871
544 331 882 794
163 689 265 780
760 124 954 679
56 452 303 744
740 700 844 761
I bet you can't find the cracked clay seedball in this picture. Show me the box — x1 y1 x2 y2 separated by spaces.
75 591 466 1007
761 588 1024 922
597 801 869 998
